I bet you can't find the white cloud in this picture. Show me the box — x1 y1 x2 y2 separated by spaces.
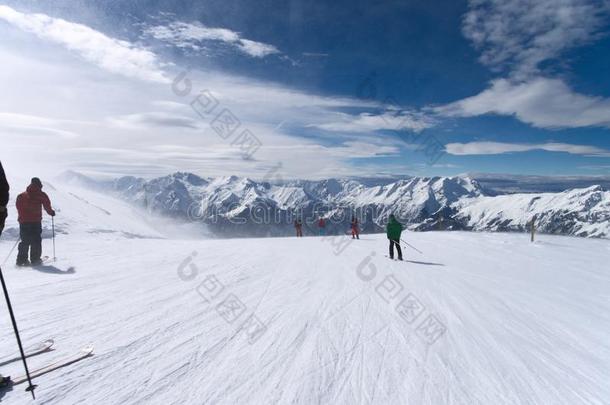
108 112 201 129
59 140 401 180
145 21 239 44
313 110 435 133
236 39 279 58
0 112 81 138
463 0 610 78
0 5 168 83
144 20 279 58
445 141 610 157
438 0 610 130
435 77 610 129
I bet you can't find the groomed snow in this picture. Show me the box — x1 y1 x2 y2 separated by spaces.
1 229 608 404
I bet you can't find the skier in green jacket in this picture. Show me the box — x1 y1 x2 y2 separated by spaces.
386 214 403 260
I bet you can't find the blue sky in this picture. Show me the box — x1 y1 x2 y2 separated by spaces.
1 0 610 179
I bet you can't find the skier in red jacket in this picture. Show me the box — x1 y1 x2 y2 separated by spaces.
318 217 326 236
350 216 360 239
15 178 55 266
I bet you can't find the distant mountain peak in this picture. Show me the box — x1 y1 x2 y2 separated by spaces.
57 171 609 238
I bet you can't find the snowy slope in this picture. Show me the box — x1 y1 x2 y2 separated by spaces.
0 226 608 403
1 178 164 241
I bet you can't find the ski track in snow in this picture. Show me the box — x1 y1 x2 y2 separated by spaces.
0 231 608 404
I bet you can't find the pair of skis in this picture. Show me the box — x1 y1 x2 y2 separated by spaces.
0 339 94 387
16 256 53 268
0 339 54 367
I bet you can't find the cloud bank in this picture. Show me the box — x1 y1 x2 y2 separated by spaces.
436 77 610 129
313 110 435 133
446 141 610 157
144 20 280 58
437 0 610 130
0 5 168 83
462 0 610 78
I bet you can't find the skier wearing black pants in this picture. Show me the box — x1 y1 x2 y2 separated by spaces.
387 214 403 261
15 178 55 266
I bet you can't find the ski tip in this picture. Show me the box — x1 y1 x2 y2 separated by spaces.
35 338 55 351
82 346 94 356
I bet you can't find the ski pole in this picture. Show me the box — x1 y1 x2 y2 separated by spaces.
0 266 37 398
52 216 56 262
401 238 423 254
1 238 19 267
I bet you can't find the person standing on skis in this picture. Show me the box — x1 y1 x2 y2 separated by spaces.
350 216 359 239
15 178 55 266
318 217 326 236
0 162 8 238
294 219 303 237
386 214 403 261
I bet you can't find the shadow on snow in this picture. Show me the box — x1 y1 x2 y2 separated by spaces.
30 265 76 275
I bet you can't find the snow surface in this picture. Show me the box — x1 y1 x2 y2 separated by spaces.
0 185 609 404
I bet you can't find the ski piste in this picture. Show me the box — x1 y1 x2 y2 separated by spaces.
10 345 94 386
0 339 54 367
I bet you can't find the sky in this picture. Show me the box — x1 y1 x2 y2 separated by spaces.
1 0 610 180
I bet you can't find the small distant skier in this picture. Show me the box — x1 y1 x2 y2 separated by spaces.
16 178 55 266
0 161 8 238
294 219 303 237
318 217 326 236
350 216 359 239
387 214 403 261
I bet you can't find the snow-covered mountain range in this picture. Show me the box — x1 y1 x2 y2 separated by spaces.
58 171 610 238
